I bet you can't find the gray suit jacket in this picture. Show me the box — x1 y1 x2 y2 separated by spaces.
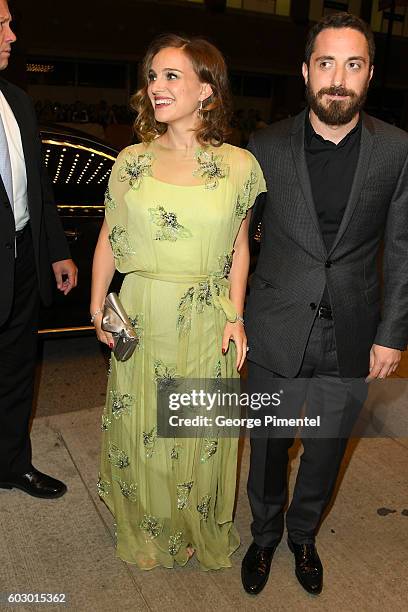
246 109 408 378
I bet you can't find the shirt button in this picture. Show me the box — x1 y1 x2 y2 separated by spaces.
5 242 12 249
325 260 332 268
309 302 317 310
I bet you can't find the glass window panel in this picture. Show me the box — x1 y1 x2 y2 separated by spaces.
371 0 383 31
243 0 276 14
276 0 291 15
323 0 349 15
27 59 75 86
78 63 126 89
348 0 362 15
372 0 408 35
381 8 406 34
310 1 324 22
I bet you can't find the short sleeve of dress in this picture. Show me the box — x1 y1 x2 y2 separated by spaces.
235 149 267 218
104 148 127 227
103 144 156 266
104 143 154 222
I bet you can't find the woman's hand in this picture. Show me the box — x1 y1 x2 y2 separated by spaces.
222 321 248 371
92 311 114 348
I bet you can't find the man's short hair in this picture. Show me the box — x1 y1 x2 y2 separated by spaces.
305 12 376 67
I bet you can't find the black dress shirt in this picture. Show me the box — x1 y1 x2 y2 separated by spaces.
305 113 362 305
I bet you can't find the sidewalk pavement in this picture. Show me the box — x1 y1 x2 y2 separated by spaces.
0 405 407 612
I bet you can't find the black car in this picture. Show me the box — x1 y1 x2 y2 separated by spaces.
38 124 121 334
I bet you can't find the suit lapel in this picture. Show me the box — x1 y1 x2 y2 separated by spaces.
290 110 327 256
328 113 375 255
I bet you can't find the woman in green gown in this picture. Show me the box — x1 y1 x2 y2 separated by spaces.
91 34 266 570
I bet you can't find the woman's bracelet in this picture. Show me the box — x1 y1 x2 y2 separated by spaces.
234 314 244 325
90 308 103 323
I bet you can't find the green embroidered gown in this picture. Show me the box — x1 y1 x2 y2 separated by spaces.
98 141 266 570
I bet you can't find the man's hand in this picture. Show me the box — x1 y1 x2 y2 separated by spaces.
366 344 401 381
52 259 78 295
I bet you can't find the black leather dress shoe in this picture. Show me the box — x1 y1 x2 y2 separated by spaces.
241 541 278 595
288 538 323 595
0 468 67 499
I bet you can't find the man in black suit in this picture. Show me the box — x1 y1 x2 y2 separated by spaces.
241 13 408 596
0 0 77 498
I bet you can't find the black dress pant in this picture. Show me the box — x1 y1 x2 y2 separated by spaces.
0 226 40 478
247 316 367 546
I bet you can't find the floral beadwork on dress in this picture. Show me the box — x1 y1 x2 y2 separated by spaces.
148 205 192 241
128 314 143 350
214 360 222 379
108 225 134 259
195 281 213 313
154 360 178 391
194 149 229 190
97 474 111 498
235 171 258 217
114 477 138 502
108 443 130 469
118 152 153 190
110 391 134 419
215 252 233 279
170 444 182 460
200 439 218 463
104 186 116 211
101 413 112 432
139 514 163 539
177 281 221 335
177 481 194 510
197 494 211 521
143 426 157 458
177 287 195 334
168 531 183 556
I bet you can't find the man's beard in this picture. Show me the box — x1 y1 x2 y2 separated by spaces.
306 80 369 126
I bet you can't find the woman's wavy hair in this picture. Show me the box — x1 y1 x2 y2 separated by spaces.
132 33 232 147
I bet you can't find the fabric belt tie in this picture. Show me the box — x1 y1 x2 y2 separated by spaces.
130 270 238 323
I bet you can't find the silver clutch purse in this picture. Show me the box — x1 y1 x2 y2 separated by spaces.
101 292 138 362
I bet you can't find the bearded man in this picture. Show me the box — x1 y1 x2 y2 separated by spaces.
241 12 408 596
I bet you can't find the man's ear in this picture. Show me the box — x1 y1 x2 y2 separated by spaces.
302 62 309 86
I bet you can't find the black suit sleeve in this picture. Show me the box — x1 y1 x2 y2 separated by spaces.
28 99 71 264
374 151 408 350
247 135 266 254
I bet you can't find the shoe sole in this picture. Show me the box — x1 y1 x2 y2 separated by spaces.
0 483 67 499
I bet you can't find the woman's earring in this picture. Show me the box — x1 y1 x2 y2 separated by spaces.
197 100 203 117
